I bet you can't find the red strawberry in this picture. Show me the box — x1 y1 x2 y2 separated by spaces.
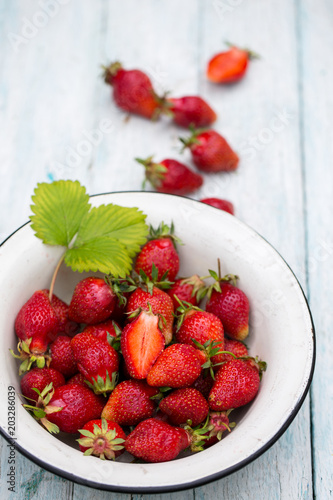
83 319 122 345
191 371 214 399
147 343 202 388
71 332 119 394
14 290 59 354
46 291 79 336
175 303 225 366
125 418 190 462
44 383 105 433
137 156 203 196
200 198 234 215
208 358 263 410
202 410 235 448
103 62 162 119
49 335 77 378
180 128 239 172
126 285 174 344
223 338 248 362
167 275 206 308
101 379 158 426
121 309 165 379
159 387 209 426
207 44 258 83
68 277 116 325
134 222 180 282
166 96 217 128
77 418 126 460
67 372 87 387
20 367 65 403
205 275 250 341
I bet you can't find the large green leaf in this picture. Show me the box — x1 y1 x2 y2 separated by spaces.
74 204 148 257
30 180 90 247
65 237 131 276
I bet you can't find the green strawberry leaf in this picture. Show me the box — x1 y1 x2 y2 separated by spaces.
30 180 90 247
29 180 149 278
73 204 148 258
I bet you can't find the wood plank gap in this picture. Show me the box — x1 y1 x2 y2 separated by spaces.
294 2 316 499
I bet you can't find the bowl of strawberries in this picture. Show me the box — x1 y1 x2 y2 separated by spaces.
0 183 315 493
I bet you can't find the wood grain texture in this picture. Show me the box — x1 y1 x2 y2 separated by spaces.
298 0 333 498
0 0 329 498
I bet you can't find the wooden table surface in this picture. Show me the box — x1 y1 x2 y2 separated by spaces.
0 1 332 498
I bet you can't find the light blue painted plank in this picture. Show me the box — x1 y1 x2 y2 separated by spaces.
297 0 333 498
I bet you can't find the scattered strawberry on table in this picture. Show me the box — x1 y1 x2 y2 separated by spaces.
11 180 266 464
165 96 217 128
200 198 235 215
206 43 259 84
137 156 203 196
180 127 239 172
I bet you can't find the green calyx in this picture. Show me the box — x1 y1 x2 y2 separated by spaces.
101 61 123 85
200 258 239 300
77 418 125 460
136 155 168 190
179 125 208 152
131 264 174 295
174 297 203 331
22 382 62 434
224 41 260 60
10 339 50 376
148 221 182 247
85 370 118 397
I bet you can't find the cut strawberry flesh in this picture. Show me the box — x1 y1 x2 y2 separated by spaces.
121 311 165 379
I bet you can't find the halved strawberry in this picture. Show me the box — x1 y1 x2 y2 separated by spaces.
121 309 165 379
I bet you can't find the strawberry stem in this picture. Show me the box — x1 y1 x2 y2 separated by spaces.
48 252 66 302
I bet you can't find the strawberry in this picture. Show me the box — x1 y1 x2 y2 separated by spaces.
147 343 202 388
134 222 180 282
82 319 122 346
180 128 239 172
167 274 206 308
175 302 225 366
103 62 162 119
77 418 126 460
67 372 87 387
208 358 263 410
46 290 79 336
44 383 105 433
14 290 59 354
205 274 250 341
12 290 60 373
126 285 174 344
202 410 235 448
200 198 234 215
68 277 116 325
191 371 214 399
166 96 217 128
137 156 203 196
125 418 191 462
101 379 158 426
49 335 77 378
223 338 248 362
159 387 209 426
121 309 165 379
20 367 65 403
71 332 119 394
207 43 258 83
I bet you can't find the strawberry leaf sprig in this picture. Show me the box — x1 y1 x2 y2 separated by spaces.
30 180 149 297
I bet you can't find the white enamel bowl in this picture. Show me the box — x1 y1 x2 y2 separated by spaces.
0 192 315 493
